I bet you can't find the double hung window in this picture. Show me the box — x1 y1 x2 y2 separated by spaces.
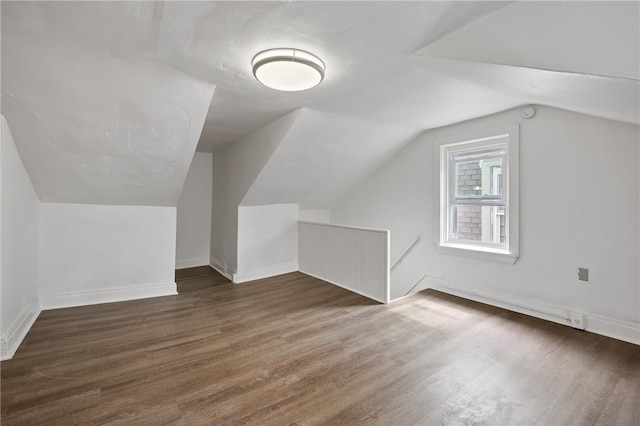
436 126 519 263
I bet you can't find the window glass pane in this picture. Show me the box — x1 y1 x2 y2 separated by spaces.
453 155 503 201
449 204 506 246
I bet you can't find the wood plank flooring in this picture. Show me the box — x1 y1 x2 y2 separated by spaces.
2 266 639 425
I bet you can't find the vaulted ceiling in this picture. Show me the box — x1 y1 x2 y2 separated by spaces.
2 1 638 207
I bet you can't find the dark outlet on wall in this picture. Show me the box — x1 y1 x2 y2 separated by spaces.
578 267 589 282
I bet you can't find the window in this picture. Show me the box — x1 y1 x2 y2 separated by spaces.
435 125 519 263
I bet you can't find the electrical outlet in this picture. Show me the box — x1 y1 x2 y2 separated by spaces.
578 267 589 282
570 312 585 330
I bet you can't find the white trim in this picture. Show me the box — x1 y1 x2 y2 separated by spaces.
1 297 41 360
209 258 235 282
39 282 177 310
384 232 391 304
425 277 639 346
434 244 518 264
176 257 210 270
235 261 298 284
299 269 386 304
586 313 640 345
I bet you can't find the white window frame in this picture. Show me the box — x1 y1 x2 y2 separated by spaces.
433 124 519 264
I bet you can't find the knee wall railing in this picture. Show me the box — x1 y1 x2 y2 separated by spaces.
298 221 390 303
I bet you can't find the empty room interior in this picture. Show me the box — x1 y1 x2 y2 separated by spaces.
1 1 639 424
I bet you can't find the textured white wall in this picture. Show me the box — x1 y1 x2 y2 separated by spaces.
176 152 213 269
1 116 41 359
237 204 299 283
299 209 331 223
39 204 177 309
210 111 299 276
332 105 640 343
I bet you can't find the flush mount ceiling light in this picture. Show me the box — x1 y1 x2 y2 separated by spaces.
252 48 325 92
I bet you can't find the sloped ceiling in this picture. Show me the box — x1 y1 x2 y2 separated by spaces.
200 0 638 151
195 1 515 151
241 109 418 209
2 1 638 207
1 2 216 205
415 1 639 80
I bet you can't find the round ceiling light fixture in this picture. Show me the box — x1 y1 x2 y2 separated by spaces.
252 48 325 92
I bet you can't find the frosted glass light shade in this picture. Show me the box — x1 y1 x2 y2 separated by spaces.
252 48 325 91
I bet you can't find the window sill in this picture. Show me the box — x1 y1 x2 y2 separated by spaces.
435 243 518 264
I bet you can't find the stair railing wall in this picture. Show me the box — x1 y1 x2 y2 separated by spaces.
298 221 390 303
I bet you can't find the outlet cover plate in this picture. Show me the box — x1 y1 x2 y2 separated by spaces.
578 267 589 281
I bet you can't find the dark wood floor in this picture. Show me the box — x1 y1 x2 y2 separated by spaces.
2 267 639 425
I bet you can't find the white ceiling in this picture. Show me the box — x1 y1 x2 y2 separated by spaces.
2 1 216 205
2 1 638 206
241 109 418 209
416 1 639 80
200 0 638 150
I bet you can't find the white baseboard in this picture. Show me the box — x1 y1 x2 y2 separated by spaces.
299 269 387 304
176 257 210 270
1 297 41 361
209 258 234 282
235 261 298 284
39 282 177 311
425 276 639 346
586 313 640 346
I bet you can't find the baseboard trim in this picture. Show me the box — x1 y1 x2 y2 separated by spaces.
209 258 234 282
425 277 639 345
235 261 298 284
1 297 41 361
299 269 386 304
176 257 210 270
586 313 640 345
39 282 177 311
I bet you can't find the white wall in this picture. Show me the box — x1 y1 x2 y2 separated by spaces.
176 152 213 269
236 204 299 283
210 111 299 278
299 209 331 223
1 116 41 360
39 204 177 309
332 106 640 344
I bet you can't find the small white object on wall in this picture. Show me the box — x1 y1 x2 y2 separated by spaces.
521 106 536 119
